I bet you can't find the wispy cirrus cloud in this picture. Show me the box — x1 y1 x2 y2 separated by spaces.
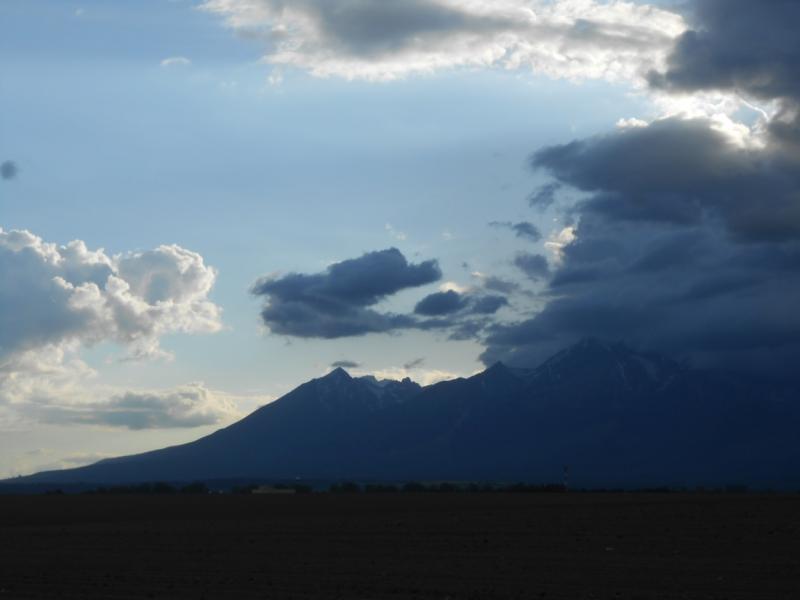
160 56 192 68
330 359 361 369
490 220 542 242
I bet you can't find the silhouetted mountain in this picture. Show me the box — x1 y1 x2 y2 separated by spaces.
8 339 800 488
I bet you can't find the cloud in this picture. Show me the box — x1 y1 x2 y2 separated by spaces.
0 229 250 434
473 273 520 295
403 357 425 370
484 111 800 378
649 1 800 103
6 451 115 478
0 229 221 363
544 226 576 265
201 0 686 81
357 366 464 386
479 2 800 379
34 383 242 430
385 223 407 241
1 161 18 180
252 247 441 338
489 220 542 242
0 227 224 430
160 56 192 68
0 343 96 420
513 252 550 280
252 248 511 342
534 117 800 243
414 290 467 316
648 0 800 156
331 359 360 369
471 294 508 315
528 182 561 211
414 288 508 318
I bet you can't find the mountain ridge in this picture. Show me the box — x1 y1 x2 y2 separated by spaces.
6 339 800 488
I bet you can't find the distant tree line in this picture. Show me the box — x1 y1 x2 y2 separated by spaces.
329 482 569 493
82 482 209 495
36 481 754 495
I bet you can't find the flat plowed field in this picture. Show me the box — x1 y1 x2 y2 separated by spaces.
1 493 798 599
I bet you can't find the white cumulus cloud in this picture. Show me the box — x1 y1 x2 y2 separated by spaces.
200 0 686 82
0 228 229 429
0 228 221 363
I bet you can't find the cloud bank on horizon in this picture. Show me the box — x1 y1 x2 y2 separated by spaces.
34 384 242 431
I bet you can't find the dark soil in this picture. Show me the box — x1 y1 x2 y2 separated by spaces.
0 493 798 599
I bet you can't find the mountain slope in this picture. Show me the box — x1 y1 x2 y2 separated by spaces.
9 340 800 488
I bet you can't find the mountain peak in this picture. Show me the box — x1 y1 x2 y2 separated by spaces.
549 338 633 363
324 367 352 381
483 361 511 376
477 361 525 386
575 337 622 353
539 337 682 391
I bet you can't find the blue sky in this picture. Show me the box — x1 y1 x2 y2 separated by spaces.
2 0 796 476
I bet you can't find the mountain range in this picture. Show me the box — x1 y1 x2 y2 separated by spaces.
8 339 800 488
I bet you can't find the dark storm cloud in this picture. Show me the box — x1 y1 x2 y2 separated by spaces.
470 295 508 315
447 319 491 342
489 220 542 242
481 275 520 295
1 161 18 180
415 289 508 319
649 0 800 101
252 248 441 339
649 0 800 151
414 290 467 316
533 117 800 242
483 119 800 378
486 225 800 377
513 252 550 280
331 360 361 369
483 2 800 378
254 247 441 306
252 248 512 342
294 0 520 57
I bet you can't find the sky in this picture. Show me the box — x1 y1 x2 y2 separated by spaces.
1 0 798 477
